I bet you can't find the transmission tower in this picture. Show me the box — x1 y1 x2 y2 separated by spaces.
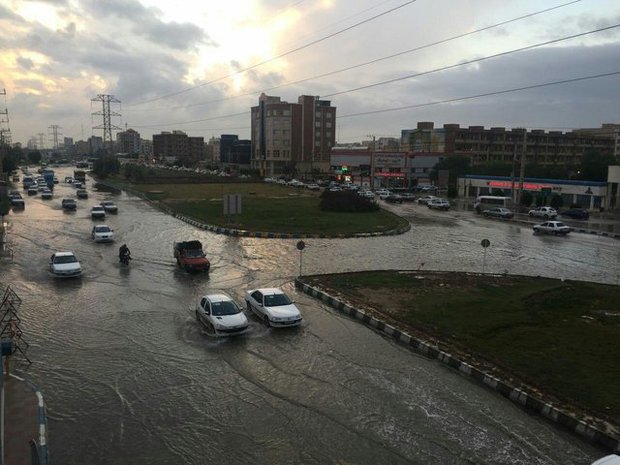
0 89 11 146
48 124 62 150
37 133 46 149
91 94 122 151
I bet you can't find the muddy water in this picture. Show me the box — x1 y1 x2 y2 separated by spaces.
1 169 610 464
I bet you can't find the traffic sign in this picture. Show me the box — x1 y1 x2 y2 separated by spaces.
481 239 490 248
296 240 305 251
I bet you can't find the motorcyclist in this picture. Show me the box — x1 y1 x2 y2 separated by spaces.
119 244 131 263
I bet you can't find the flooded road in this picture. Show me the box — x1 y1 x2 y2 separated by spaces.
1 169 614 464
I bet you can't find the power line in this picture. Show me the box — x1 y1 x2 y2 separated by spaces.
130 111 248 128
338 70 620 119
322 23 620 98
124 0 584 113
126 0 419 106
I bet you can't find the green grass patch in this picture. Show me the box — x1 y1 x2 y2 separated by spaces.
104 179 408 234
311 271 620 421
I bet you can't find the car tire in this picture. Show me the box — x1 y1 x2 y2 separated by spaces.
263 315 270 328
529 212 534 217
195 310 200 322
246 301 252 312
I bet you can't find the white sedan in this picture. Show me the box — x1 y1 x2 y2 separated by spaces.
49 251 82 278
195 294 249 337
533 221 571 236
245 288 302 328
91 225 114 243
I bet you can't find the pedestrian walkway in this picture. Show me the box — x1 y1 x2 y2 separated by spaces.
2 373 48 465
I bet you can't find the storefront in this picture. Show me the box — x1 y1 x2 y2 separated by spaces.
457 175 608 210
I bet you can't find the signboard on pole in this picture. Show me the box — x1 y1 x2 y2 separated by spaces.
223 194 242 215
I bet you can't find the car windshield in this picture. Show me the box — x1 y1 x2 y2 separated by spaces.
211 300 240 316
264 293 292 307
185 249 205 258
556 222 567 227
95 226 111 233
54 255 77 264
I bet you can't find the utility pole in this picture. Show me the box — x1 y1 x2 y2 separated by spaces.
48 124 62 150
91 94 122 153
0 89 11 147
367 134 376 189
37 133 46 150
517 129 527 206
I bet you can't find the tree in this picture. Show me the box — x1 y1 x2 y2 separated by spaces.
430 155 470 188
550 193 563 210
580 150 616 181
92 154 120 178
28 151 42 164
470 161 512 177
520 191 533 207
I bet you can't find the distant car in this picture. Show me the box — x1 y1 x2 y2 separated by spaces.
245 288 302 328
376 190 392 200
482 207 514 219
417 195 438 205
76 189 88 199
384 194 403 203
49 251 82 278
306 183 320 191
399 192 416 202
358 190 375 199
533 221 571 235
100 201 118 213
427 198 450 210
61 198 77 210
195 294 249 337
9 192 25 209
41 189 53 200
91 224 114 243
560 208 589 220
65 176 74 183
528 206 557 219
27 186 38 196
73 181 83 189
328 186 342 192
91 205 106 219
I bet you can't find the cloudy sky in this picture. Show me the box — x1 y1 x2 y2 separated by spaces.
1 0 619 147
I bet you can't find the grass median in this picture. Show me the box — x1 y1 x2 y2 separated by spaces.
107 180 408 235
303 270 620 425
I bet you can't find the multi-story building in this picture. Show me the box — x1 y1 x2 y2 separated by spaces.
116 128 141 154
153 130 204 165
251 93 336 177
206 137 220 165
401 122 619 167
139 138 153 160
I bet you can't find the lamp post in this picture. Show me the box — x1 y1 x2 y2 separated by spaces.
367 135 375 190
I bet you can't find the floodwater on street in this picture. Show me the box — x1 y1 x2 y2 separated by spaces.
1 168 615 464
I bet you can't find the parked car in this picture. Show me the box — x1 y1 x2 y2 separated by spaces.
91 205 106 219
427 198 450 210
49 251 82 278
245 288 302 328
560 208 589 220
41 188 53 200
358 190 375 199
61 198 77 210
76 189 88 199
376 189 392 200
306 183 320 191
482 207 514 219
400 192 416 202
528 206 557 219
91 225 114 243
195 294 249 337
100 201 118 214
533 221 571 235
417 195 438 205
384 194 403 203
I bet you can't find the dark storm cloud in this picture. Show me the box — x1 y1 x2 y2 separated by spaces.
16 57 35 70
81 0 213 50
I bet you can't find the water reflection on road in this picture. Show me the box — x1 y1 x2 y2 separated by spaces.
1 171 613 464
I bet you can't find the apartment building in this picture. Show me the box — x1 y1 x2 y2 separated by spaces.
251 93 336 176
401 122 619 166
153 130 204 165
116 128 141 154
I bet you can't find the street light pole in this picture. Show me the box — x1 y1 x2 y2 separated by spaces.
367 135 375 190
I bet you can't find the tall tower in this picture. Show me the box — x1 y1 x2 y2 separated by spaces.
48 124 62 150
91 94 122 152
0 89 11 146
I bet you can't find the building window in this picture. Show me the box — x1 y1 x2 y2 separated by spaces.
326 122 332 128
316 112 321 118
315 122 321 128
326 131 331 137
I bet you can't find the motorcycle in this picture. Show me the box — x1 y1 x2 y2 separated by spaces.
119 252 132 266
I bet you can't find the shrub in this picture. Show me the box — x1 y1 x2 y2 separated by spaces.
320 190 379 212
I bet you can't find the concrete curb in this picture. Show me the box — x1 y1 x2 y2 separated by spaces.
294 279 620 454
9 373 49 465
173 214 412 239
